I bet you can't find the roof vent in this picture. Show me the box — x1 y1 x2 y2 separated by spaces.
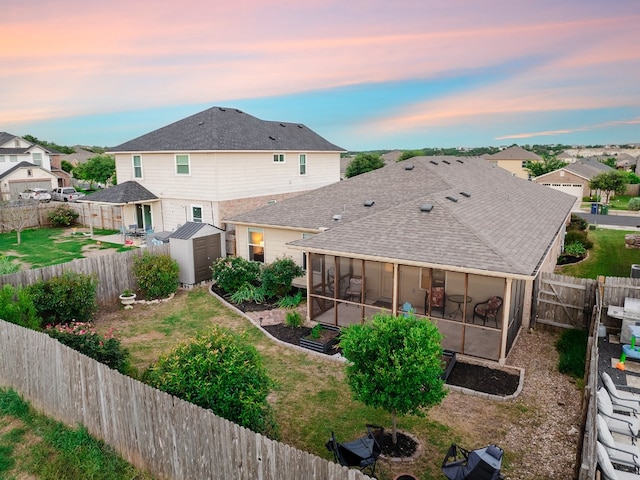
430 160 439 165
198 121 204 125
268 136 276 140
446 195 458 203
364 200 375 207
267 199 277 205
333 214 342 221
280 123 286 127
420 204 434 212
460 191 471 198
235 109 242 113
297 125 303 128
218 107 226 111
442 159 450 164
456 159 464 164
404 165 414 170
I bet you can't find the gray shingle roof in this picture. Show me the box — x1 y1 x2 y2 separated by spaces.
0 161 38 179
227 157 575 277
80 181 158 204
564 158 613 179
485 145 543 161
110 107 345 153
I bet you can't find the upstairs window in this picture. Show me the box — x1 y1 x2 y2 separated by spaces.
9 155 17 162
176 154 190 175
0 156 5 162
32 153 42 166
299 154 307 175
273 154 285 163
133 155 143 178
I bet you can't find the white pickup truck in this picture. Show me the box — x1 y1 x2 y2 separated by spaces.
51 187 85 202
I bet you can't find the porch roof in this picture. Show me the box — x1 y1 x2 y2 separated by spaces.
79 181 158 205
227 156 575 277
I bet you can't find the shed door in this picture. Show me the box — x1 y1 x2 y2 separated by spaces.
193 235 221 283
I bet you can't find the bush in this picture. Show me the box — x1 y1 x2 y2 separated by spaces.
47 204 79 227
260 257 304 299
46 322 131 374
284 310 303 328
211 257 261 295
143 326 278 438
229 282 265 304
0 284 40 330
565 230 593 250
564 241 587 257
556 328 588 379
569 214 588 231
132 252 179 300
277 290 303 309
629 197 640 211
28 272 98 326
0 255 20 275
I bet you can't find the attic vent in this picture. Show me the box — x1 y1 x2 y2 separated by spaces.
268 136 276 140
297 125 303 128
456 159 464 164
280 123 286 127
364 200 375 207
442 160 450 164
267 199 277 205
404 165 415 170
420 204 434 212
235 109 242 113
218 107 226 111
198 121 204 125
430 160 438 165
333 214 342 221
446 195 458 203
460 191 471 198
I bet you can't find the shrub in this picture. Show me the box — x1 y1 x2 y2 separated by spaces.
629 197 640 211
47 204 79 227
565 230 593 250
569 214 588 231
143 326 278 438
229 282 265 304
46 322 131 374
132 252 179 300
0 284 40 330
556 328 588 379
260 257 304 299
0 255 20 275
27 272 98 326
564 241 587 257
284 310 303 328
277 290 303 309
211 257 261 295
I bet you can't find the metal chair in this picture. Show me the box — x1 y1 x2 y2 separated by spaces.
424 286 446 317
442 443 504 480
325 425 382 478
473 296 503 327
345 276 363 303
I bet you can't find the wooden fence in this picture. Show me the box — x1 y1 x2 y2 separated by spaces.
0 201 123 231
0 321 367 480
535 272 598 329
0 245 169 305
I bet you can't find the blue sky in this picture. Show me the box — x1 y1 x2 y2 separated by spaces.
2 0 640 151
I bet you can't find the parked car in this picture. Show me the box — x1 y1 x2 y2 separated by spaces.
51 187 85 202
19 187 52 202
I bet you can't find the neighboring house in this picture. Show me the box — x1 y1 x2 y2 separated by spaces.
484 145 543 179
0 132 53 176
0 161 57 201
615 153 638 171
58 146 97 168
226 156 575 364
106 107 343 236
533 157 614 201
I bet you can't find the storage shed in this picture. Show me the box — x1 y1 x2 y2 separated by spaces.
169 222 225 285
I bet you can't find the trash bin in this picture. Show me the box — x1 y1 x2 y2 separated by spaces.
601 205 609 215
591 202 599 214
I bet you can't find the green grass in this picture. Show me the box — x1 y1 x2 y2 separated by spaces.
608 194 635 211
556 228 640 278
0 227 128 268
556 329 588 379
0 388 154 480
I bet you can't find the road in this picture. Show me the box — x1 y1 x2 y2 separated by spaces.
574 211 640 229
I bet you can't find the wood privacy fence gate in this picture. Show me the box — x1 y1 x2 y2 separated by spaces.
534 272 598 329
0 321 368 480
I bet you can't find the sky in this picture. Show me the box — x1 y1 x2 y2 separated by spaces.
3 0 640 151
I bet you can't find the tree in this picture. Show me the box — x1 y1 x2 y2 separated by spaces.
344 153 385 178
74 154 116 188
397 149 425 162
590 170 627 204
0 199 38 245
60 160 74 173
340 312 447 444
525 156 568 178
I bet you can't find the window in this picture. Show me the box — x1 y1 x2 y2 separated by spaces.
176 154 190 175
0 156 4 162
248 228 264 262
32 153 42 166
27 169 32 177
192 205 203 223
133 155 143 178
299 154 307 175
521 161 528 168
9 155 17 162
273 154 285 163
301 233 314 270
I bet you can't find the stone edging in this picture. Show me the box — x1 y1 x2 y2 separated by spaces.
125 292 176 308
446 354 525 401
379 429 424 464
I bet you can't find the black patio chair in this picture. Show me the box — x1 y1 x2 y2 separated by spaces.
325 425 383 477
442 443 504 480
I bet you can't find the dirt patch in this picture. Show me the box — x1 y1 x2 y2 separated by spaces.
81 244 119 258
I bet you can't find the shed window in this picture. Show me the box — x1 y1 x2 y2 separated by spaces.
248 228 264 263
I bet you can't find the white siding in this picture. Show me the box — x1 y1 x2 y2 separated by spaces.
235 225 306 265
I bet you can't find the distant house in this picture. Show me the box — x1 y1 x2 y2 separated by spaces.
106 107 344 237
484 145 543 179
0 161 57 201
226 156 575 364
533 158 614 201
0 132 53 176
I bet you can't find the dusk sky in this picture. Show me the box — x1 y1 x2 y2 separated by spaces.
3 0 640 151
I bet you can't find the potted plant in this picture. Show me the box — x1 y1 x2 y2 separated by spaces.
299 324 340 354
119 289 137 306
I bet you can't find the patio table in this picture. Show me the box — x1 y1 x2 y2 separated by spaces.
447 294 471 321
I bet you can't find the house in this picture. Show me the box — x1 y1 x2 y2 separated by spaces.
106 107 344 240
0 132 54 175
533 157 614 201
226 156 575 364
484 145 543 179
0 161 57 201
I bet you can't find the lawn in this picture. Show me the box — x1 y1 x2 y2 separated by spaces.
556 227 640 278
0 227 129 269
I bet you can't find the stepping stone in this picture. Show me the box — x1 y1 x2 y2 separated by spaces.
627 375 640 389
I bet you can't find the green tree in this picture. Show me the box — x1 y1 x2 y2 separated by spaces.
143 326 278 438
340 312 447 444
344 153 385 178
525 156 568 178
590 170 628 204
61 160 74 173
74 154 116 188
397 149 425 162
22 135 75 154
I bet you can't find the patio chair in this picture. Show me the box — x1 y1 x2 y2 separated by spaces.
325 425 382 477
424 286 446 317
473 296 503 327
345 276 363 303
597 414 640 472
598 441 640 480
602 372 640 415
598 388 640 442
441 443 504 480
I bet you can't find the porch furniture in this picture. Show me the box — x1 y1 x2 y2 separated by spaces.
441 443 504 480
448 294 471 321
597 414 640 472
345 276 363 303
473 296 503 327
598 441 640 480
602 372 640 415
424 286 446 317
598 388 640 442
326 267 349 299
325 425 382 477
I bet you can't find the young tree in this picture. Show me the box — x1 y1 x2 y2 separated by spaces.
0 199 38 245
74 154 116 188
525 156 568 178
340 312 447 444
344 153 385 178
397 149 425 162
590 170 627 204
